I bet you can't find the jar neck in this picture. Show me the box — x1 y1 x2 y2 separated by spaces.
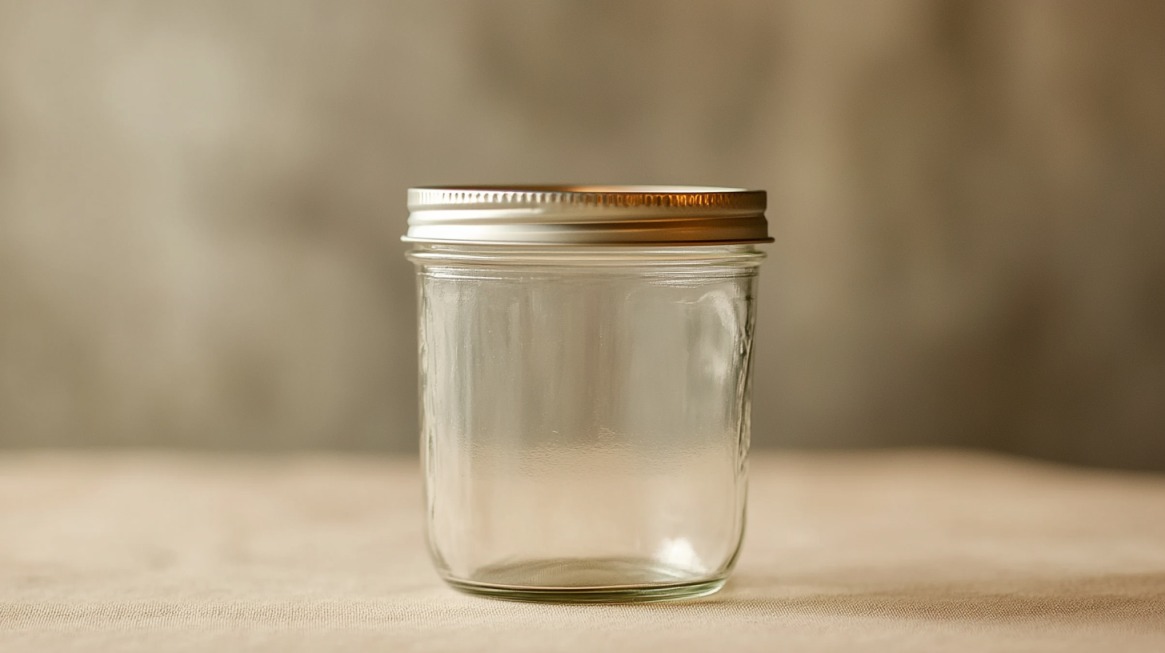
406 243 766 267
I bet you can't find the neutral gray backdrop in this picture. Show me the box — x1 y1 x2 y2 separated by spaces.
1 1 1162 468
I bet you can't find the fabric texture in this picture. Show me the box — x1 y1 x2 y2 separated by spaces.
1 450 1163 652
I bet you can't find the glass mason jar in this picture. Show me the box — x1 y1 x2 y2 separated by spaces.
405 186 770 602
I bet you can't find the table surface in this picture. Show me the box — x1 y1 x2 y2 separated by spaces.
2 449 1163 652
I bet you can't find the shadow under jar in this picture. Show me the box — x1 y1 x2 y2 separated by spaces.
404 186 771 602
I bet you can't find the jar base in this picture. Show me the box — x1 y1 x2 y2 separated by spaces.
442 557 729 603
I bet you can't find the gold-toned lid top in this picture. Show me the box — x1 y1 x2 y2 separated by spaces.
404 185 770 245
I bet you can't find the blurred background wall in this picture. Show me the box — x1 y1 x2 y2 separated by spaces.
0 0 1162 468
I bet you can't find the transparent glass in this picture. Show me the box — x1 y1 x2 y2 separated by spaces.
408 244 763 602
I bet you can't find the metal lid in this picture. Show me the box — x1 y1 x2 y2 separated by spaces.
404 185 770 245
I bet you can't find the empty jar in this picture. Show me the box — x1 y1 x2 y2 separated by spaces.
405 186 770 602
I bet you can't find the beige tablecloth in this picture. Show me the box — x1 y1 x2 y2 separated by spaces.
1 450 1163 652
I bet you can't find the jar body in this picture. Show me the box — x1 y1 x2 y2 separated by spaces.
411 244 761 602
